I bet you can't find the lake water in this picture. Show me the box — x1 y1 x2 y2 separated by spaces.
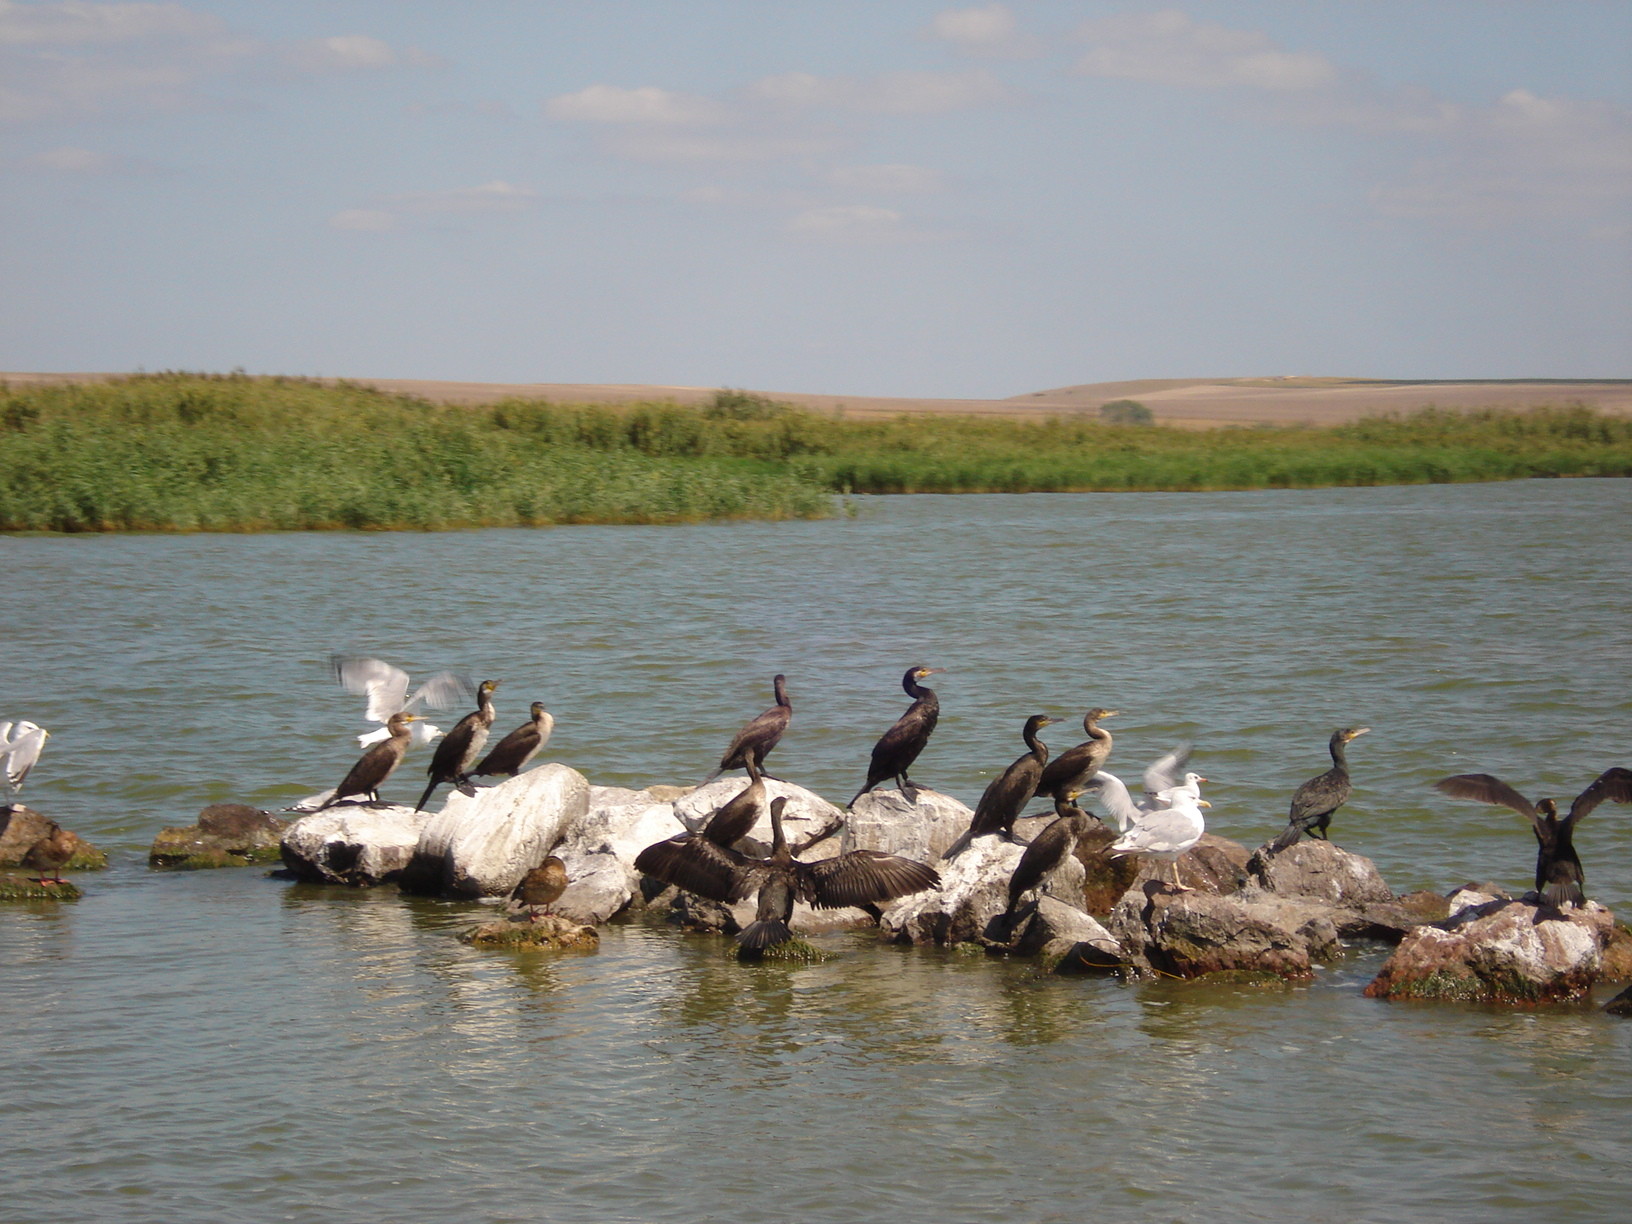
3 480 1630 1223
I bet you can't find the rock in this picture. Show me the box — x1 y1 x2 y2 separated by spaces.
460 913 600 950
1107 882 1343 979
1006 894 1123 968
280 805 427 885
401 764 591 899
0 805 107 871
552 785 683 923
1364 898 1616 1004
1079 830 1249 912
1605 983 1632 1017
149 803 287 870
881 836 1025 946
844 787 975 861
0 873 83 901
1600 923 1632 983
1247 839 1394 906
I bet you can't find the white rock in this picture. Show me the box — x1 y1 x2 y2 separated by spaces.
674 776 846 857
407 763 590 898
844 787 974 861
280 805 428 886
553 786 689 922
882 835 1025 946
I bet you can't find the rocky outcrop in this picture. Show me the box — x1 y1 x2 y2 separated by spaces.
280 804 427 886
1247 839 1425 941
150 803 287 870
1077 830 1249 914
552 785 684 925
0 805 107 871
673 777 846 855
401 764 591 899
1108 882 1344 979
460 912 600 951
0 873 83 901
844 787 974 861
881 836 1024 946
1008 895 1124 970
1364 889 1617 1004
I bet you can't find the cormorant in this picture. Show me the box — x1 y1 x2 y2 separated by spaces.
470 701 554 779
1001 794 1098 931
416 680 500 811
635 797 941 953
510 856 569 921
1433 768 1632 908
1035 708 1117 805
707 674 792 780
944 714 1058 859
21 820 74 885
848 666 945 807
1269 727 1370 851
691 756 767 849
316 711 424 810
1107 792 1211 891
0 720 49 792
330 655 474 747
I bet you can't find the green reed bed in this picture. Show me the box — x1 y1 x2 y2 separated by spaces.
0 374 830 531
2 374 1627 532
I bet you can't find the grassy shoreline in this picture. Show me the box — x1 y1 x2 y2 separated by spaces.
3 373 1628 532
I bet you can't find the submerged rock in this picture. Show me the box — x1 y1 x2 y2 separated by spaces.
0 872 83 901
280 804 427 886
1364 893 1616 1005
0 805 107 871
401 764 591 899
461 913 599 951
150 803 287 870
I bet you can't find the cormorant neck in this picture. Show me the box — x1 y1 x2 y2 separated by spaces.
1329 736 1349 770
773 675 790 709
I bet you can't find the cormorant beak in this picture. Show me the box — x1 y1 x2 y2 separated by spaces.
1350 727 1371 739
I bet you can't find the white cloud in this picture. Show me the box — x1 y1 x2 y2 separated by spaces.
748 68 1011 114
1074 9 1339 92
328 208 396 231
286 34 438 72
930 4 1015 48
788 204 905 238
543 83 724 125
0 0 223 46
827 163 945 194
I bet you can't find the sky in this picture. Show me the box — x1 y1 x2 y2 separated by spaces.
1 1 1629 398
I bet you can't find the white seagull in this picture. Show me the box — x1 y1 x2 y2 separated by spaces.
1105 790 1211 891
0 720 50 792
330 656 474 748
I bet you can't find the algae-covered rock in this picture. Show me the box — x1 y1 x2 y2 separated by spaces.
461 913 600 950
0 872 83 901
0 805 107 871
150 803 288 870
1364 897 1615 1005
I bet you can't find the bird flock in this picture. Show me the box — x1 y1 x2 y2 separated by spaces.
5 662 1629 933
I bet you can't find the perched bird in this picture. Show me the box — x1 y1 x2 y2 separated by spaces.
1035 708 1117 805
848 666 945 807
0 720 50 793
1433 768 1632 908
470 701 554 780
1001 795 1098 932
707 674 792 780
510 856 569 921
1106 792 1212 891
416 680 500 812
21 819 74 886
1269 727 1370 851
316 711 424 810
331 655 474 748
635 797 941 953
944 714 1058 858
1086 762 1206 834
688 756 767 849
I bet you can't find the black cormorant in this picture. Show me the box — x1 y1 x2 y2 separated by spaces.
849 666 946 807
1269 726 1369 851
470 701 554 779
1433 768 1632 907
1001 795 1098 931
317 711 424 810
1035 708 1117 805
416 680 500 811
708 674 792 780
944 714 1058 858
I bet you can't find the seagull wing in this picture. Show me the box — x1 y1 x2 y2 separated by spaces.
404 670 476 714
1084 769 1141 833
331 656 411 724
1 722 48 790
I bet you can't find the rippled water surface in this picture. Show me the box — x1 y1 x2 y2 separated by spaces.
4 481 1631 1223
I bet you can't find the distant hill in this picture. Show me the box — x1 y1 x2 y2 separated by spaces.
4 371 1627 427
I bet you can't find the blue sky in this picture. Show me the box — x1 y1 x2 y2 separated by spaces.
2 1 1628 397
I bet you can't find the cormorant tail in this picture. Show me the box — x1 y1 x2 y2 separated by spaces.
736 919 793 951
